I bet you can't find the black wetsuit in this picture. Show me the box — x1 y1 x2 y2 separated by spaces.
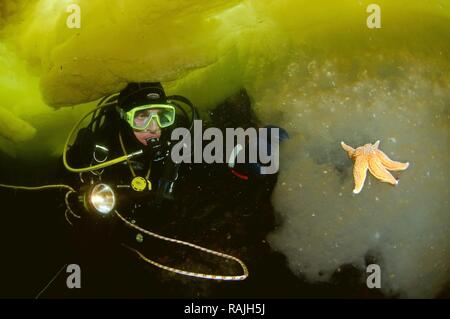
61 108 190 248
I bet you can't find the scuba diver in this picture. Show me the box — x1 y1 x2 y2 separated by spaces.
63 82 287 222
63 82 189 213
61 82 252 282
0 82 288 290
61 83 189 248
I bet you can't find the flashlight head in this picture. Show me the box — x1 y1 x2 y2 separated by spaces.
87 183 116 215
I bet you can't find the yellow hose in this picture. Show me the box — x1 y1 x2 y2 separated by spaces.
62 103 143 173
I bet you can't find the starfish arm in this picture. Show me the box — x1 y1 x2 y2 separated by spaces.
374 149 409 171
368 156 398 185
352 155 369 194
341 141 355 157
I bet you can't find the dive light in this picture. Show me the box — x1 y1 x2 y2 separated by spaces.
83 183 116 215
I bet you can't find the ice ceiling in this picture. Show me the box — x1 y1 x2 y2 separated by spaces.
0 0 449 297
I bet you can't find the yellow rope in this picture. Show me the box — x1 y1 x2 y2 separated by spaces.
0 183 76 193
115 210 249 281
0 183 78 226
117 134 246 280
0 182 249 281
64 209 73 226
65 190 81 219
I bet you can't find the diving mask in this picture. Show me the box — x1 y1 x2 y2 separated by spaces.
125 104 176 131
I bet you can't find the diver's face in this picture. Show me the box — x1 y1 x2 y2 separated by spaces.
132 109 162 145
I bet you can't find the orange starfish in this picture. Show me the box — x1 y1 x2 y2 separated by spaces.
341 140 409 194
